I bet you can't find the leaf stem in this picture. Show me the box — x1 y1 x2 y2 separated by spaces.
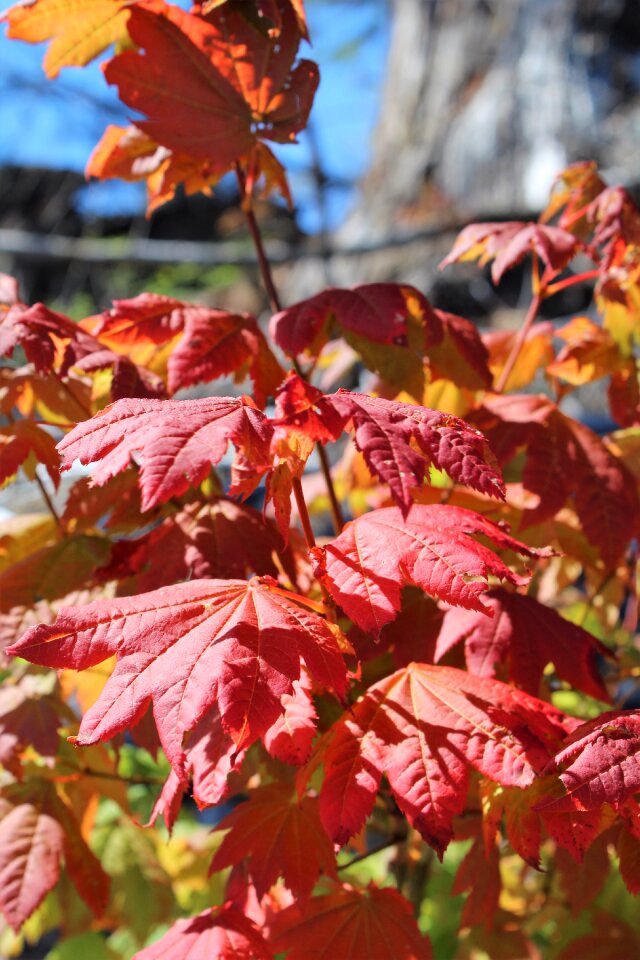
292 475 316 549
316 443 345 533
34 472 62 531
545 268 600 298
494 291 543 393
234 162 282 314
236 161 345 536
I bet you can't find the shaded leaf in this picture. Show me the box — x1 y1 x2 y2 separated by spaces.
102 499 294 592
436 588 611 699
211 784 337 902
0 535 110 613
270 883 432 960
0 421 60 489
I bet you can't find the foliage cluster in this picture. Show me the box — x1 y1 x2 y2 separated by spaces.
1 2 640 957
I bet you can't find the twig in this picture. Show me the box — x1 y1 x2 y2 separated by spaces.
34 472 62 530
234 162 282 314
236 162 346 536
494 291 542 393
338 838 402 871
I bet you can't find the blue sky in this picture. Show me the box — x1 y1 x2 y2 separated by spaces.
0 1 388 232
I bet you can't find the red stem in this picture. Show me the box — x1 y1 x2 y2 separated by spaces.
235 161 345 536
494 292 542 394
545 268 600 297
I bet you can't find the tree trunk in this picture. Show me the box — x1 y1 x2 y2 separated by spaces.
283 0 640 297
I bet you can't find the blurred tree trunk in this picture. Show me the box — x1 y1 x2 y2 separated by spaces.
291 0 640 294
347 0 640 237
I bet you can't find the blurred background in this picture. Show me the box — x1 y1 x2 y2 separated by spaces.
2 0 640 317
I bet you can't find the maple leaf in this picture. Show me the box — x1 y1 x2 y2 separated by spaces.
316 504 546 636
427 309 493 391
270 285 442 399
540 161 607 235
483 320 554 392
476 393 639 567
100 499 295 592
440 221 577 284
263 673 317 764
270 883 432 959
436 588 611 699
452 836 501 930
0 421 60 489
0 535 110 613
166 307 284 403
199 0 309 42
86 123 227 214
131 904 274 960
535 711 640 813
319 664 573 857
7 578 347 771
0 302 77 373
0 673 66 776
104 1 318 166
149 704 245 832
0 781 109 931
324 390 505 512
211 784 337 902
94 293 284 402
2 0 131 77
547 316 623 387
56 395 274 510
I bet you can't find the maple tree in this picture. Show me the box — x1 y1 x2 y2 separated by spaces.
2 2 640 958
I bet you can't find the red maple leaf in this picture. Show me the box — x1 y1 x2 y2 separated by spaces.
536 711 640 813
132 905 274 960
95 293 284 402
270 283 442 358
0 782 109 932
319 664 573 856
0 302 78 373
325 390 505 511
7 578 347 772
99 499 296 592
270 883 432 960
315 504 546 636
476 393 639 567
56 395 274 510
104 1 318 166
440 221 577 284
211 784 337 902
436 588 611 699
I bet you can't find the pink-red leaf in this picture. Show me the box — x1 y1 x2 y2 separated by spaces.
440 221 577 284
317 505 545 636
436 588 611 699
56 395 273 510
132 905 273 960
7 578 346 771
319 663 572 856
325 390 505 512
536 711 640 813
270 283 442 358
